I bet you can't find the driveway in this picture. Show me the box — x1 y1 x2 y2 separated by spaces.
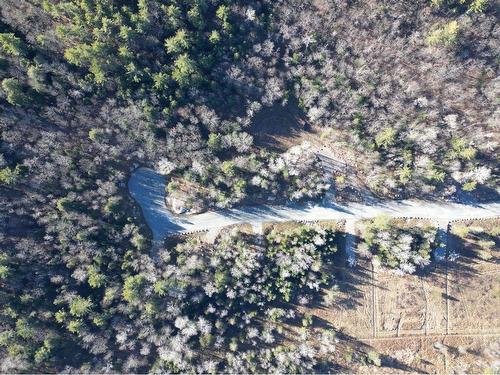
129 167 500 241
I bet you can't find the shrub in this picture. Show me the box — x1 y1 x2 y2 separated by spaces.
122 274 147 303
0 165 20 185
103 196 122 215
172 53 200 87
367 351 382 367
462 180 477 191
164 29 190 54
131 232 148 251
430 0 488 13
56 197 74 212
467 0 488 12
87 266 106 288
88 128 105 141
427 21 459 46
1 78 32 106
375 128 397 149
452 225 469 238
0 33 26 56
398 165 412 185
477 249 492 260
69 297 93 317
67 320 82 334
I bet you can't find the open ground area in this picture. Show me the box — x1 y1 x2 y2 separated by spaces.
292 217 500 373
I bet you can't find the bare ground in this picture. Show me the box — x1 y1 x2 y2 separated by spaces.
300 217 500 373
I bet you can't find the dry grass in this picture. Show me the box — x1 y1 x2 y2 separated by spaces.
262 220 303 234
449 218 499 272
376 272 447 336
262 219 344 235
358 336 500 374
302 217 500 372
446 218 499 333
449 272 500 333
305 255 374 338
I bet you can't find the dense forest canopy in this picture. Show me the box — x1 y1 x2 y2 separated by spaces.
0 0 498 372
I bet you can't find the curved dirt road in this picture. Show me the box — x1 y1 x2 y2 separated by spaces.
129 167 500 241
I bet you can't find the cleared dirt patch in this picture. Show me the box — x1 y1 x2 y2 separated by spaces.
262 220 303 234
263 219 344 235
449 271 500 333
360 335 500 374
376 272 447 336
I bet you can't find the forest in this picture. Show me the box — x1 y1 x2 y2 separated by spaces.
0 0 498 372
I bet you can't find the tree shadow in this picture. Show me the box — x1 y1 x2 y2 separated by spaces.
453 184 500 204
259 312 426 373
329 330 428 373
249 99 312 152
419 230 483 281
128 167 186 240
313 231 390 311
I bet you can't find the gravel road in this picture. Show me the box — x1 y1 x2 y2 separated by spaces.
129 167 500 241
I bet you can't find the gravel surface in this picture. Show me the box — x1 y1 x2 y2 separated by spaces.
129 167 500 241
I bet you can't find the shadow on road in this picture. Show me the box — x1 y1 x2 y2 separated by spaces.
128 167 184 239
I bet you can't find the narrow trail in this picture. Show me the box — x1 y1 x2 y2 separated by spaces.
344 219 357 267
360 330 500 342
444 221 451 335
129 167 500 242
372 261 377 339
435 220 450 261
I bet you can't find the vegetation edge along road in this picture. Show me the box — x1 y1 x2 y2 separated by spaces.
129 167 500 241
